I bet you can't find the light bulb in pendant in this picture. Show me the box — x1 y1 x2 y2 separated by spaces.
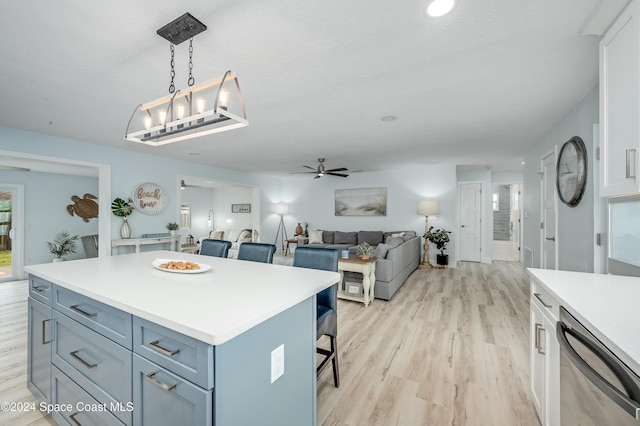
144 115 153 130
218 89 229 110
175 103 186 120
196 98 206 114
158 110 167 125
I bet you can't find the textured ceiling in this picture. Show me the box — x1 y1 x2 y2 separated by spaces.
0 0 621 176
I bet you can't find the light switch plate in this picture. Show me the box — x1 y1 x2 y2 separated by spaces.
271 344 284 383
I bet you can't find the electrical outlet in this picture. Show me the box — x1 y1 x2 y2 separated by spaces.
271 344 284 383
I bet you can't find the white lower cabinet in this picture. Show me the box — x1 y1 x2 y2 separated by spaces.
530 283 560 426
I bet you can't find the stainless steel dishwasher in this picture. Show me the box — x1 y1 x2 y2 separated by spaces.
557 307 640 425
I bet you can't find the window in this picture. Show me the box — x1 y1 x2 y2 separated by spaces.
492 192 499 211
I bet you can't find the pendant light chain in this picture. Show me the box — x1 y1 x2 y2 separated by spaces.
169 43 176 94
188 37 195 87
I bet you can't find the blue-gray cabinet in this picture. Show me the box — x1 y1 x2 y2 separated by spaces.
27 296 52 404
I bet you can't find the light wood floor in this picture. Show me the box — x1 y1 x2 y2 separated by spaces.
1 261 539 426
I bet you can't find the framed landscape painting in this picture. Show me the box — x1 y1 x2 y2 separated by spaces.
335 187 387 216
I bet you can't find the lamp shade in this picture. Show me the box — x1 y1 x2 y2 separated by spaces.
274 203 289 215
418 200 439 215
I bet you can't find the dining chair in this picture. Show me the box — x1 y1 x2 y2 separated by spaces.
199 239 232 258
293 246 340 387
237 242 277 264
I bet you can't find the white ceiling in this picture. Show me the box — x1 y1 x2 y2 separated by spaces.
0 0 626 177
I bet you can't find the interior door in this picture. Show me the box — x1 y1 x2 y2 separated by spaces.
541 152 557 269
0 184 23 282
459 182 482 262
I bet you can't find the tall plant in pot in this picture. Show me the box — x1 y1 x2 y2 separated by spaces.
47 231 79 262
425 226 452 266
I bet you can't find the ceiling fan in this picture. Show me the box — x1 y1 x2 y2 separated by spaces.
291 158 350 179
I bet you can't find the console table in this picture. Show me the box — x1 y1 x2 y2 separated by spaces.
111 236 178 255
338 256 377 306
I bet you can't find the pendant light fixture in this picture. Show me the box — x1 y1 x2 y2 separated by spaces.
125 13 248 146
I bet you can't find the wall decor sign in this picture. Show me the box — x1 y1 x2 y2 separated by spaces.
231 203 251 213
335 187 387 216
132 182 168 215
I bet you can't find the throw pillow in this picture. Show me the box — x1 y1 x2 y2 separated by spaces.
374 243 394 259
238 229 252 241
401 234 413 241
391 232 405 238
385 236 404 246
309 230 324 244
210 231 224 240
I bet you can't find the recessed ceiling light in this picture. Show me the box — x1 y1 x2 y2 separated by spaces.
425 0 455 18
381 115 397 122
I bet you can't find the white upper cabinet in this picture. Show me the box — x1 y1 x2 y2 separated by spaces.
600 0 640 197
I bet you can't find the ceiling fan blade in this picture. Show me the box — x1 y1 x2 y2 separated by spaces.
327 172 349 177
302 165 316 170
325 167 348 173
290 171 318 174
314 174 321 179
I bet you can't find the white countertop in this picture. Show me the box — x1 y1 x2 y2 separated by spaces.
25 251 340 346
527 268 640 375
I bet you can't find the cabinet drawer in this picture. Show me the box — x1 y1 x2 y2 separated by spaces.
133 317 213 390
51 366 125 426
54 287 132 349
133 354 212 426
52 313 132 425
29 275 53 306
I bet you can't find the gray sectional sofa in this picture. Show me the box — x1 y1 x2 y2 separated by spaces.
298 230 420 301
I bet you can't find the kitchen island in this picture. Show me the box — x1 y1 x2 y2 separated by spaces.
25 250 340 426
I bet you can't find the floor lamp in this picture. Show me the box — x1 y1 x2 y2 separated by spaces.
274 203 289 252
418 199 439 268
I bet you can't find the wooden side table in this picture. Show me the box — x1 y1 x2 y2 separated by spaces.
284 239 298 256
337 256 377 307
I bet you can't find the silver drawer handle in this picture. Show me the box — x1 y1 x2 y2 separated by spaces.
42 319 51 345
533 292 552 309
145 371 177 392
70 350 97 369
32 285 47 293
626 149 637 179
70 304 97 318
149 340 180 357
69 412 82 426
535 323 545 355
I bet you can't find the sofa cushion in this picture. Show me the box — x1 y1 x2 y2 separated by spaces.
358 231 384 246
334 231 357 245
322 230 335 244
374 243 395 259
401 234 414 242
385 236 404 246
309 230 324 244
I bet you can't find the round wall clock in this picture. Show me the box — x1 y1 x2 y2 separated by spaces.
131 182 168 215
556 136 587 207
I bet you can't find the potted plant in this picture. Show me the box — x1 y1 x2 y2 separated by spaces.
425 226 452 266
112 197 134 239
167 222 179 236
47 231 79 262
356 242 373 260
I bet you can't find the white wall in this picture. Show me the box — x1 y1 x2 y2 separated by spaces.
0 170 98 264
522 86 599 272
212 186 253 231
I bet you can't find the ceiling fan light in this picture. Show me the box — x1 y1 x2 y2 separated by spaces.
425 0 455 17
